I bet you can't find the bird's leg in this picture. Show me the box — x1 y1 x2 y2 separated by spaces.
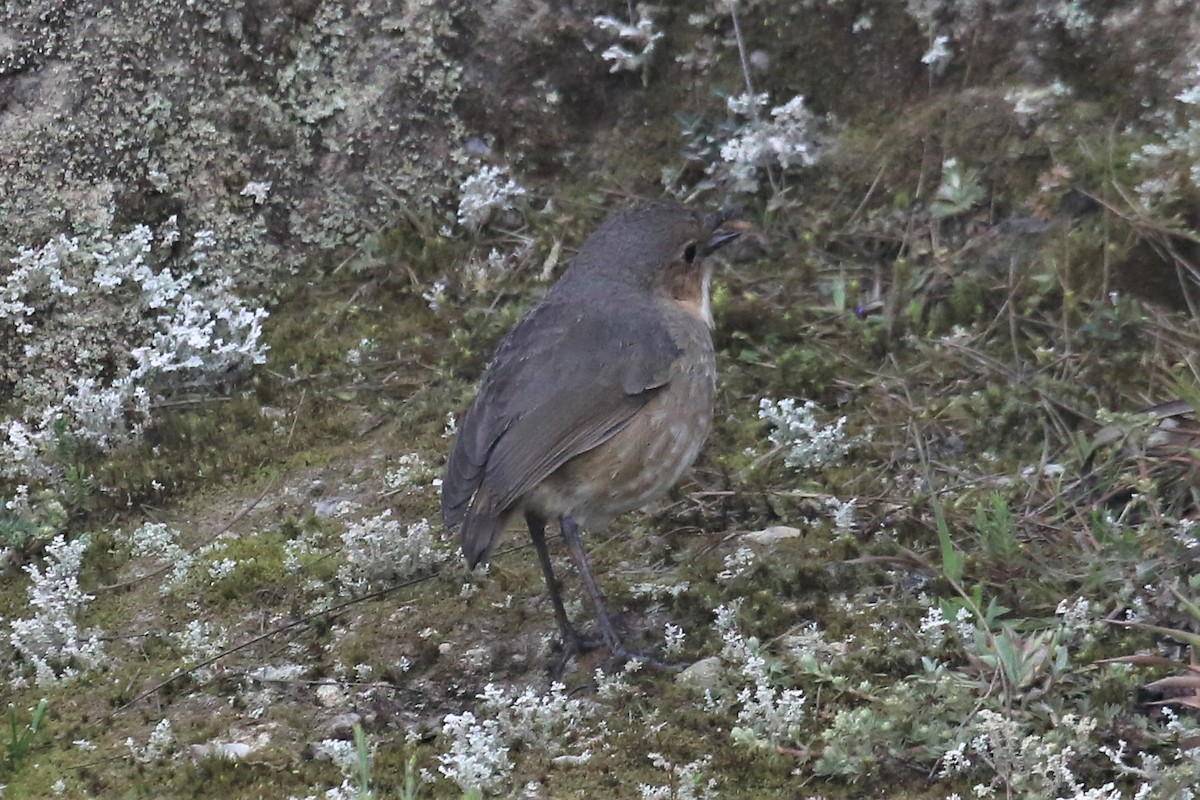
560 515 688 672
559 515 625 654
526 511 586 654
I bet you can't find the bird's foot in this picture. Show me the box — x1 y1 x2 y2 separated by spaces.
607 643 688 674
548 629 686 676
547 627 606 678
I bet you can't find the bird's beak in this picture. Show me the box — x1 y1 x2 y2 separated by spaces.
703 206 744 254
704 228 741 254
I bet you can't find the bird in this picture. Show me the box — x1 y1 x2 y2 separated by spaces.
441 201 741 663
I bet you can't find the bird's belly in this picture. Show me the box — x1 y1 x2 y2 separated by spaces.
526 342 716 528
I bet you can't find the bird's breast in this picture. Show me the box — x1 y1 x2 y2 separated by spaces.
525 318 716 528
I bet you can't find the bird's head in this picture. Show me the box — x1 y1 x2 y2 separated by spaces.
559 202 742 326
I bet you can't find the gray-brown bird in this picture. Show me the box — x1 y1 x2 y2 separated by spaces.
441 202 740 661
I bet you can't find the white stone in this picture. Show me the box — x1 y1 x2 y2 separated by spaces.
744 525 804 545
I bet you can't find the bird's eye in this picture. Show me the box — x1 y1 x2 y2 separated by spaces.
683 242 698 263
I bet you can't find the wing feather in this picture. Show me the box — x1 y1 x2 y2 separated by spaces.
441 293 678 538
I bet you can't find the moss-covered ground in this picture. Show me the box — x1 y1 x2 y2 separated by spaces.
4 2 1200 798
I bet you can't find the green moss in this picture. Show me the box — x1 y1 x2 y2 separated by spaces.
7 1 1200 797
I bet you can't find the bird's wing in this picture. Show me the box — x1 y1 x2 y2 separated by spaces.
441 295 680 530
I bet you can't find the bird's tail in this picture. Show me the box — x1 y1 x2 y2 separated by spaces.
459 488 510 568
